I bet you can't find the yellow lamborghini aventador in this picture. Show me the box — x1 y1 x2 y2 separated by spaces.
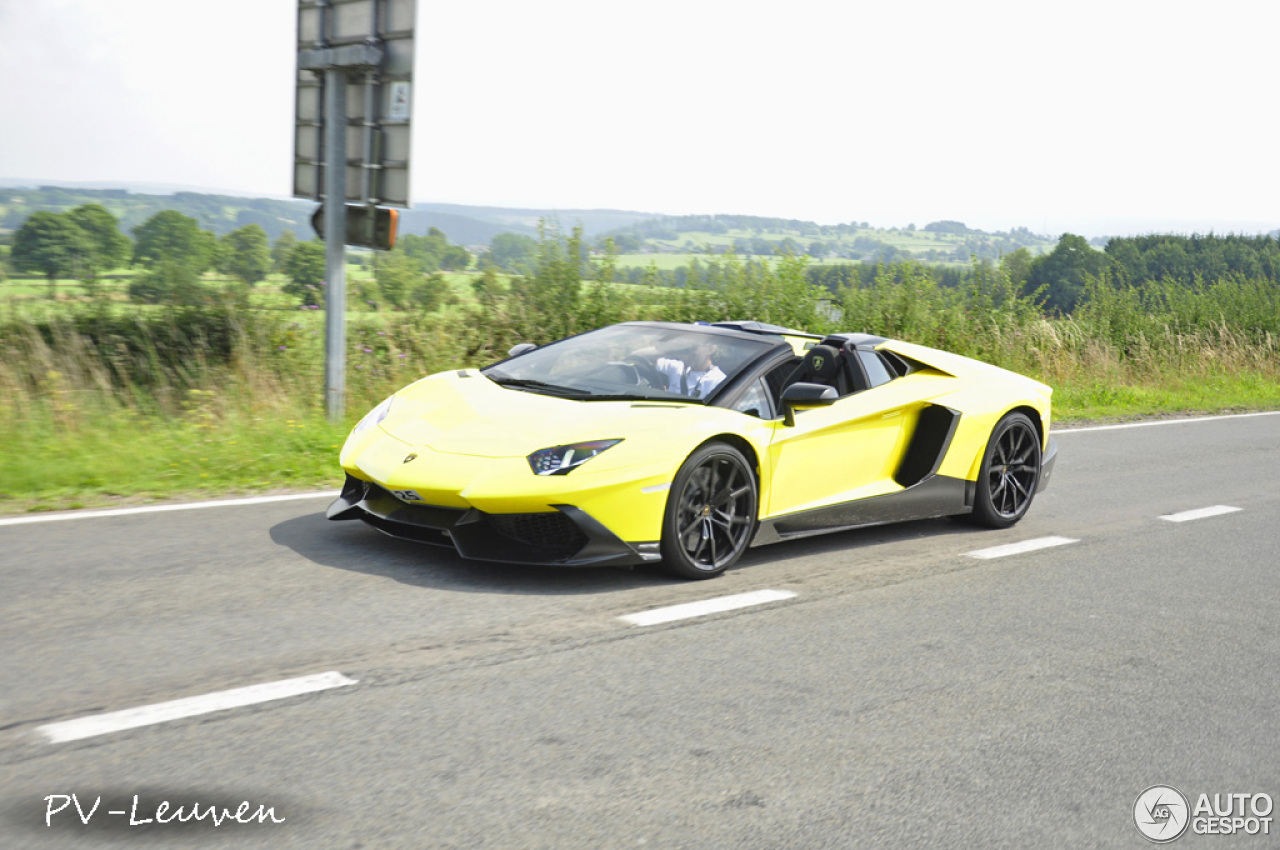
329 320 1057 579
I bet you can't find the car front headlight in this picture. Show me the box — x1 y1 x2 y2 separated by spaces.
527 439 622 475
351 395 394 437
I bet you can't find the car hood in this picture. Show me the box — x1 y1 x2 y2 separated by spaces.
375 369 697 458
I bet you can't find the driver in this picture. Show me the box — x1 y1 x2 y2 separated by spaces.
655 342 726 398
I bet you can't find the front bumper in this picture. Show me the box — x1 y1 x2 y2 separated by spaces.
327 475 660 567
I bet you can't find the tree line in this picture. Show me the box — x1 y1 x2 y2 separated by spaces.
809 233 1280 315
9 202 1277 330
1 186 312 241
3 205 474 311
1020 233 1280 313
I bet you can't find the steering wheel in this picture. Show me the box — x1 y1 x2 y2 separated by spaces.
601 361 641 385
625 356 668 389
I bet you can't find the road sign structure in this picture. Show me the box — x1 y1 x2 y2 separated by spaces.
293 0 415 209
293 0 417 421
310 205 399 251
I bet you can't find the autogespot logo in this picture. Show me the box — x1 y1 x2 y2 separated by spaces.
1134 785 1191 843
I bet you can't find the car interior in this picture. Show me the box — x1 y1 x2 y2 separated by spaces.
763 338 922 411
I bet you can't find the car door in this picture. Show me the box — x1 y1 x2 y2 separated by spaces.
763 356 954 520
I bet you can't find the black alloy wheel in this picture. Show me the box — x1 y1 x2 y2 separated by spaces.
970 412 1041 528
660 443 758 579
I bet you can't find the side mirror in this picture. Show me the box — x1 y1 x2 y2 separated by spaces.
780 382 837 426
507 342 537 358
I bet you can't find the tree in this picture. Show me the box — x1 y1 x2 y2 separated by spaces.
438 243 471 271
1103 239 1148 283
10 211 92 299
128 258 207 306
394 228 472 273
923 220 970 234
373 250 417 309
409 272 450 313
271 229 299 273
610 233 641 252
527 224 587 339
1025 233 1111 313
283 240 327 306
1144 241 1192 282
132 210 216 274
65 204 131 279
488 232 537 273
471 265 505 310
999 247 1034 288
218 224 272 285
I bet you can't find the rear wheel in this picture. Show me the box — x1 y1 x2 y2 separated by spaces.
659 443 758 579
969 412 1041 528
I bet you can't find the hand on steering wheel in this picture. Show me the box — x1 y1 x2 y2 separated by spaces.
626 356 667 389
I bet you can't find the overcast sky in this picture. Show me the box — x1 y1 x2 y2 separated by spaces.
1 0 1276 236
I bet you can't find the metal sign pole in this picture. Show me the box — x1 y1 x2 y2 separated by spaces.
297 0 416 420
323 67 348 422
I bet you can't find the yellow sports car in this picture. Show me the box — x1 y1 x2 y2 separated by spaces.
329 320 1057 579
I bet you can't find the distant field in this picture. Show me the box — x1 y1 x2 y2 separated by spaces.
610 224 1051 269
611 253 707 270
609 250 974 272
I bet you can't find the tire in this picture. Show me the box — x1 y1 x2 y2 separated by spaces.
968 412 1041 528
659 442 758 579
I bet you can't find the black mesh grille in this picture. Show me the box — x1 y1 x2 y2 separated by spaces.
489 512 587 553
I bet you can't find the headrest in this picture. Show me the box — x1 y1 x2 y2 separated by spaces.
802 344 840 380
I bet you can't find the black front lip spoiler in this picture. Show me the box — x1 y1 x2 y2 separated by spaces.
327 475 658 567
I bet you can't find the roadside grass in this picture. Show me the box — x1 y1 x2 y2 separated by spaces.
1052 369 1280 421
0 403 347 513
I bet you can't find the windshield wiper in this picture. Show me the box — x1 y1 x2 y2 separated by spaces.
583 390 701 403
485 375 588 398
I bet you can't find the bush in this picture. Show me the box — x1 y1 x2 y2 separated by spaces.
127 260 213 306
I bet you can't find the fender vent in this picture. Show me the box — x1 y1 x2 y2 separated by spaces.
895 405 960 487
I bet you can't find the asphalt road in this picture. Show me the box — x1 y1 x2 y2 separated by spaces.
2 412 1278 848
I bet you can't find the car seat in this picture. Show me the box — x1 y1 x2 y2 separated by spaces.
791 344 851 395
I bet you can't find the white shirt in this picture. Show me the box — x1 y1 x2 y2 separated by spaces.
656 357 727 398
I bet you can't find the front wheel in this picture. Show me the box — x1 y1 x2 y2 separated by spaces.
969 412 1041 528
659 443 758 579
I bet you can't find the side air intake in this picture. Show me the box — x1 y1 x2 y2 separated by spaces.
895 405 961 488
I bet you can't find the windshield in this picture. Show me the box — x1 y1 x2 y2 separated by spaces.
482 324 778 402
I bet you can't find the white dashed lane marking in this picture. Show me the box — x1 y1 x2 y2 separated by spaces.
0 492 338 527
620 589 797 626
1054 410 1280 434
1159 505 1242 523
37 671 357 744
965 536 1080 560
